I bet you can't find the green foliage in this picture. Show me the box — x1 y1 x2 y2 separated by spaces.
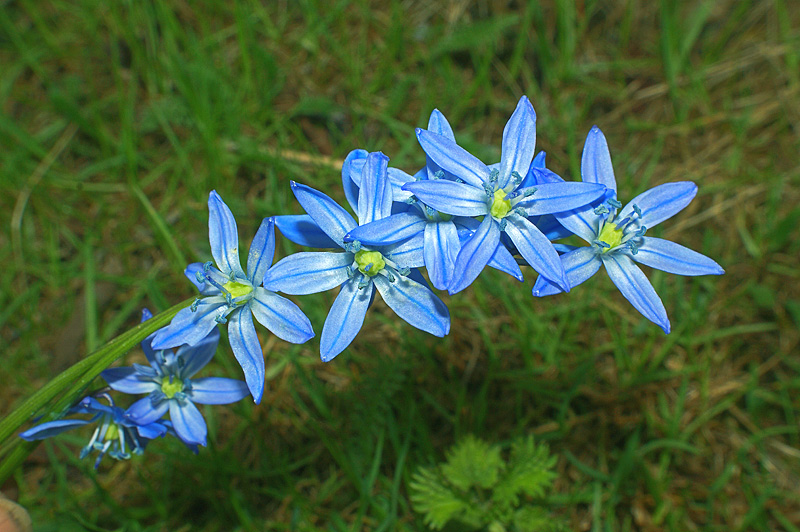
409 435 565 531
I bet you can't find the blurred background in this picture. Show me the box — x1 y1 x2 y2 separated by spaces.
1 1 798 530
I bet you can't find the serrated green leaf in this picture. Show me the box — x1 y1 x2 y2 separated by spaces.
441 435 504 491
493 437 557 508
409 467 468 530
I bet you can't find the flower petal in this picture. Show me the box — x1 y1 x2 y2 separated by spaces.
169 400 207 446
402 180 489 217
345 211 426 245
487 241 524 281
127 396 169 425
602 253 670 333
358 152 393 225
227 308 265 403
416 128 490 188
384 233 425 268
273 215 339 249
101 367 159 394
449 216 500 294
618 182 698 229
184 262 220 296
387 167 416 202
320 279 372 362
247 217 276 285
554 206 601 243
291 181 357 246
423 220 460 290
532 247 601 296
374 275 450 337
631 237 724 276
19 419 94 440
498 96 537 189
208 191 245 278
188 377 250 405
151 297 228 350
504 214 569 291
250 287 315 344
516 182 607 216
262 251 352 295
176 326 221 379
342 149 369 211
427 108 455 140
581 126 617 192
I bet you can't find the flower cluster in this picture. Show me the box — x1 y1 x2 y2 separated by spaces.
151 95 723 404
21 96 724 465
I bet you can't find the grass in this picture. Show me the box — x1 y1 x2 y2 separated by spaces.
1 0 799 530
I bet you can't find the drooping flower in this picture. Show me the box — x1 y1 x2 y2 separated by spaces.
402 96 607 294
151 192 314 403
102 309 249 447
532 126 725 333
19 394 166 468
263 151 450 362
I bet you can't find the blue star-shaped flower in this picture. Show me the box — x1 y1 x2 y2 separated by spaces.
401 96 608 294
151 191 314 403
532 126 725 333
101 309 249 447
19 394 166 468
263 151 450 362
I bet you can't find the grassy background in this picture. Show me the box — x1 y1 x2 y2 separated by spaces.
1 0 799 530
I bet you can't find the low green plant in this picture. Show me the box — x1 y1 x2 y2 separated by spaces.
409 435 566 532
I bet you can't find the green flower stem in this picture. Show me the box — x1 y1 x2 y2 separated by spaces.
0 298 193 480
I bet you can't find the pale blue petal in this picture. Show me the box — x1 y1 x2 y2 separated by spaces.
320 280 372 362
169 400 207 446
449 216 500 295
617 182 697 229
497 96 537 189
581 126 617 192
532 247 601 297
387 167 416 203
101 367 159 394
262 251 352 295
427 109 455 139
516 182 607 215
416 128 490 188
519 151 547 188
531 214 573 241
20 419 94 440
374 275 450 337
342 149 368 211
273 215 338 249
175 326 220 379
358 152 393 224
291 181 357 246
127 397 169 425
504 214 569 292
151 297 228 350
188 377 250 405
632 237 724 276
208 191 245 278
227 308 265 403
345 212 426 245
247 217 276 285
250 287 315 344
402 180 488 217
423 221 460 290
384 233 425 268
529 167 564 185
487 241 524 281
554 206 601 243
602 253 670 333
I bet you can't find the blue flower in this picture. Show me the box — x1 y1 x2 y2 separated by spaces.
532 126 725 333
263 151 450 362
102 310 249 447
151 191 315 404
19 394 166 468
402 96 608 294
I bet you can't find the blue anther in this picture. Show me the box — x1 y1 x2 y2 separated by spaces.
628 241 639 255
594 205 610 215
483 181 494 197
190 298 200 312
385 271 396 283
433 170 444 180
203 261 213 273
512 207 527 217
357 278 369 290
632 204 642 217
523 187 537 198
455 178 464 184
346 266 354 279
498 219 508 231
404 195 418 204
511 171 523 185
635 225 647 237
489 169 499 183
425 205 436 218
224 292 233 306
607 198 622 209
345 240 362 253
214 315 228 324
364 263 372 272
595 240 611 249
195 271 205 284
398 266 410 276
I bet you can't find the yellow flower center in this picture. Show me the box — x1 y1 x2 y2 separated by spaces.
104 423 120 441
597 222 624 251
161 377 184 399
354 250 385 277
489 190 512 219
222 280 253 301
